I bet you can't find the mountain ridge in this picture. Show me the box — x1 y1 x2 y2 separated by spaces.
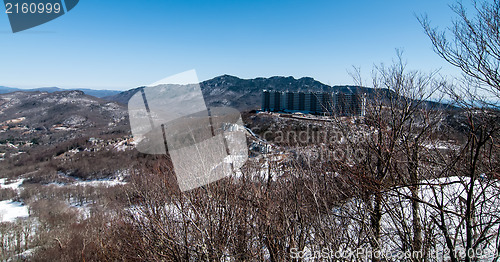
0 90 129 147
0 86 121 98
3 75 451 112
103 75 374 111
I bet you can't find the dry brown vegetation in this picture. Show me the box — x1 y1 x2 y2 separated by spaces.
0 1 499 261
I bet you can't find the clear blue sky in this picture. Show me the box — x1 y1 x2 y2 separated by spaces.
0 0 464 90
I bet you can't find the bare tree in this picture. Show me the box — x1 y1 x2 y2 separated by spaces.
420 2 500 261
419 0 500 104
334 53 447 262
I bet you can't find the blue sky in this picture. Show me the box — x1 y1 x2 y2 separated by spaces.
0 0 464 90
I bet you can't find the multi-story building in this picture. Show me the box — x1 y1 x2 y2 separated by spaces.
262 90 365 116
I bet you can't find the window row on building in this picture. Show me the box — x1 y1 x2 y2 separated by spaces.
262 90 365 116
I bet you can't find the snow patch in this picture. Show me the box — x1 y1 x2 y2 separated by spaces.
0 200 29 222
0 178 24 190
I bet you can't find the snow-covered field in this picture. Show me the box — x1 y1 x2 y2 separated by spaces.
0 200 29 222
331 176 500 261
0 178 28 222
0 178 24 190
0 174 128 223
73 178 127 187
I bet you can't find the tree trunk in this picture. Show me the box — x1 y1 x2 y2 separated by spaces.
370 192 382 262
410 149 422 261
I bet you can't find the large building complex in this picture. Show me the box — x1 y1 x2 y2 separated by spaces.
262 90 365 116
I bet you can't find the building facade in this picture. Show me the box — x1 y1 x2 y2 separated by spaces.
262 90 365 116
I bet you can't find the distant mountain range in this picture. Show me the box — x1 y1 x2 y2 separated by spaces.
0 90 129 145
103 75 375 111
2 75 450 112
0 86 121 98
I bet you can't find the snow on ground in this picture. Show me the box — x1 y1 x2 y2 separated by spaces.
114 140 129 151
385 176 499 260
73 170 128 187
113 139 135 152
0 178 24 190
327 176 500 260
53 170 128 188
0 200 29 222
73 178 127 187
0 178 28 222
48 178 127 188
388 176 500 260
422 141 460 151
